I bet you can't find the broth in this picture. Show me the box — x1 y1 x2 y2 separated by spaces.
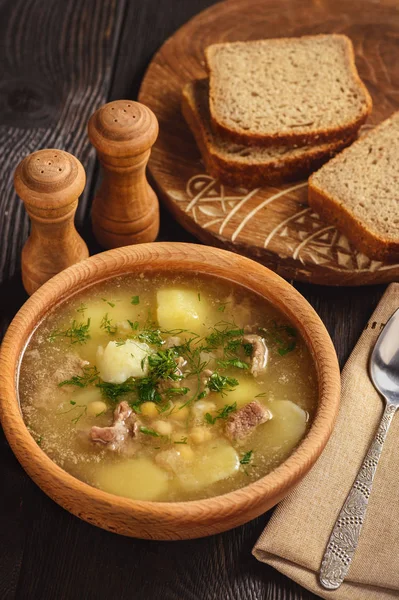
19 273 317 502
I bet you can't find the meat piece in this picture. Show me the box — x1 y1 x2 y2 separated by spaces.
53 354 89 386
163 336 182 349
242 334 268 377
90 401 138 451
225 400 271 441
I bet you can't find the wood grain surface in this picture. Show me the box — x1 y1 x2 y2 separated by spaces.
0 0 126 286
0 1 389 599
139 0 399 286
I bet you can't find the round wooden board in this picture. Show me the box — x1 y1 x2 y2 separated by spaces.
139 0 399 286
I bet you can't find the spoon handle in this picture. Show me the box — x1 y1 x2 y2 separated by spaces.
319 402 397 590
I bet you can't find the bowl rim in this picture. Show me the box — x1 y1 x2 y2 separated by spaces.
0 242 341 525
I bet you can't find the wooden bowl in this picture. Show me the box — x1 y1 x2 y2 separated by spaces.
0 243 340 540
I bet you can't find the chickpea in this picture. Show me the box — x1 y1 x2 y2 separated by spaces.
171 402 190 421
141 401 158 418
189 426 213 445
152 420 173 436
87 400 108 417
177 445 194 461
192 401 216 419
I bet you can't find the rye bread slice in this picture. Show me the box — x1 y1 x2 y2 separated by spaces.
309 111 399 262
181 79 355 188
205 34 372 147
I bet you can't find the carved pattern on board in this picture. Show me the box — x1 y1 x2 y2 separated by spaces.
171 175 399 273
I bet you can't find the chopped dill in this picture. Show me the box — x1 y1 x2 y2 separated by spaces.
197 293 201 301
97 377 135 403
57 401 87 424
138 328 163 346
217 358 249 370
140 426 160 437
207 373 238 396
58 365 100 389
49 318 91 345
36 435 43 446
240 450 253 465
100 313 117 335
164 386 189 397
243 343 253 357
127 320 139 331
131 295 140 305
174 437 188 445
205 401 237 425
204 322 244 350
102 298 115 308
76 303 87 315
148 349 181 381
260 322 297 356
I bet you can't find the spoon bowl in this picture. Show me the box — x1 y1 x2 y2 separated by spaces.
370 308 399 403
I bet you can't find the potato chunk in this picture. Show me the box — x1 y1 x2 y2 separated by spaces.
177 440 239 492
156 289 212 334
263 400 307 457
94 458 169 501
96 339 151 383
213 377 261 409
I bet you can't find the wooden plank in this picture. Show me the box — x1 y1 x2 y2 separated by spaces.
0 1 126 598
0 0 126 285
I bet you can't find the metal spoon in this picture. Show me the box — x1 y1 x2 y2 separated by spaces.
319 308 399 590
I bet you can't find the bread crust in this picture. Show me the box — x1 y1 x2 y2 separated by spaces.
205 34 373 148
181 82 355 189
308 179 399 263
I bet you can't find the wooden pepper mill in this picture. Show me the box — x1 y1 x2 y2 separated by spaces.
88 99 160 248
14 149 89 296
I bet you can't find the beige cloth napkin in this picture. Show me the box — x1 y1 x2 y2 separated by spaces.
253 283 399 600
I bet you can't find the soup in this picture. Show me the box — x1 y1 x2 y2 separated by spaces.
19 273 317 502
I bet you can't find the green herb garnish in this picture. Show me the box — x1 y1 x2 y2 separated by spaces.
204 322 244 350
58 366 100 389
174 437 188 445
127 320 139 331
217 358 249 370
205 401 237 425
139 426 160 437
243 343 253 357
76 303 87 315
260 322 297 356
240 450 253 465
102 298 115 308
49 318 91 345
165 386 189 397
207 373 238 396
131 295 140 305
97 377 136 403
138 328 163 346
100 313 117 335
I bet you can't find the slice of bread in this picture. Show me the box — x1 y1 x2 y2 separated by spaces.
309 111 399 262
205 34 372 147
181 79 355 188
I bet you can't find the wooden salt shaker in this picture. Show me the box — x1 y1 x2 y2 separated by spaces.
88 100 160 248
14 149 89 296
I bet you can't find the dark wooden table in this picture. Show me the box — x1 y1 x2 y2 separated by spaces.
0 1 386 598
